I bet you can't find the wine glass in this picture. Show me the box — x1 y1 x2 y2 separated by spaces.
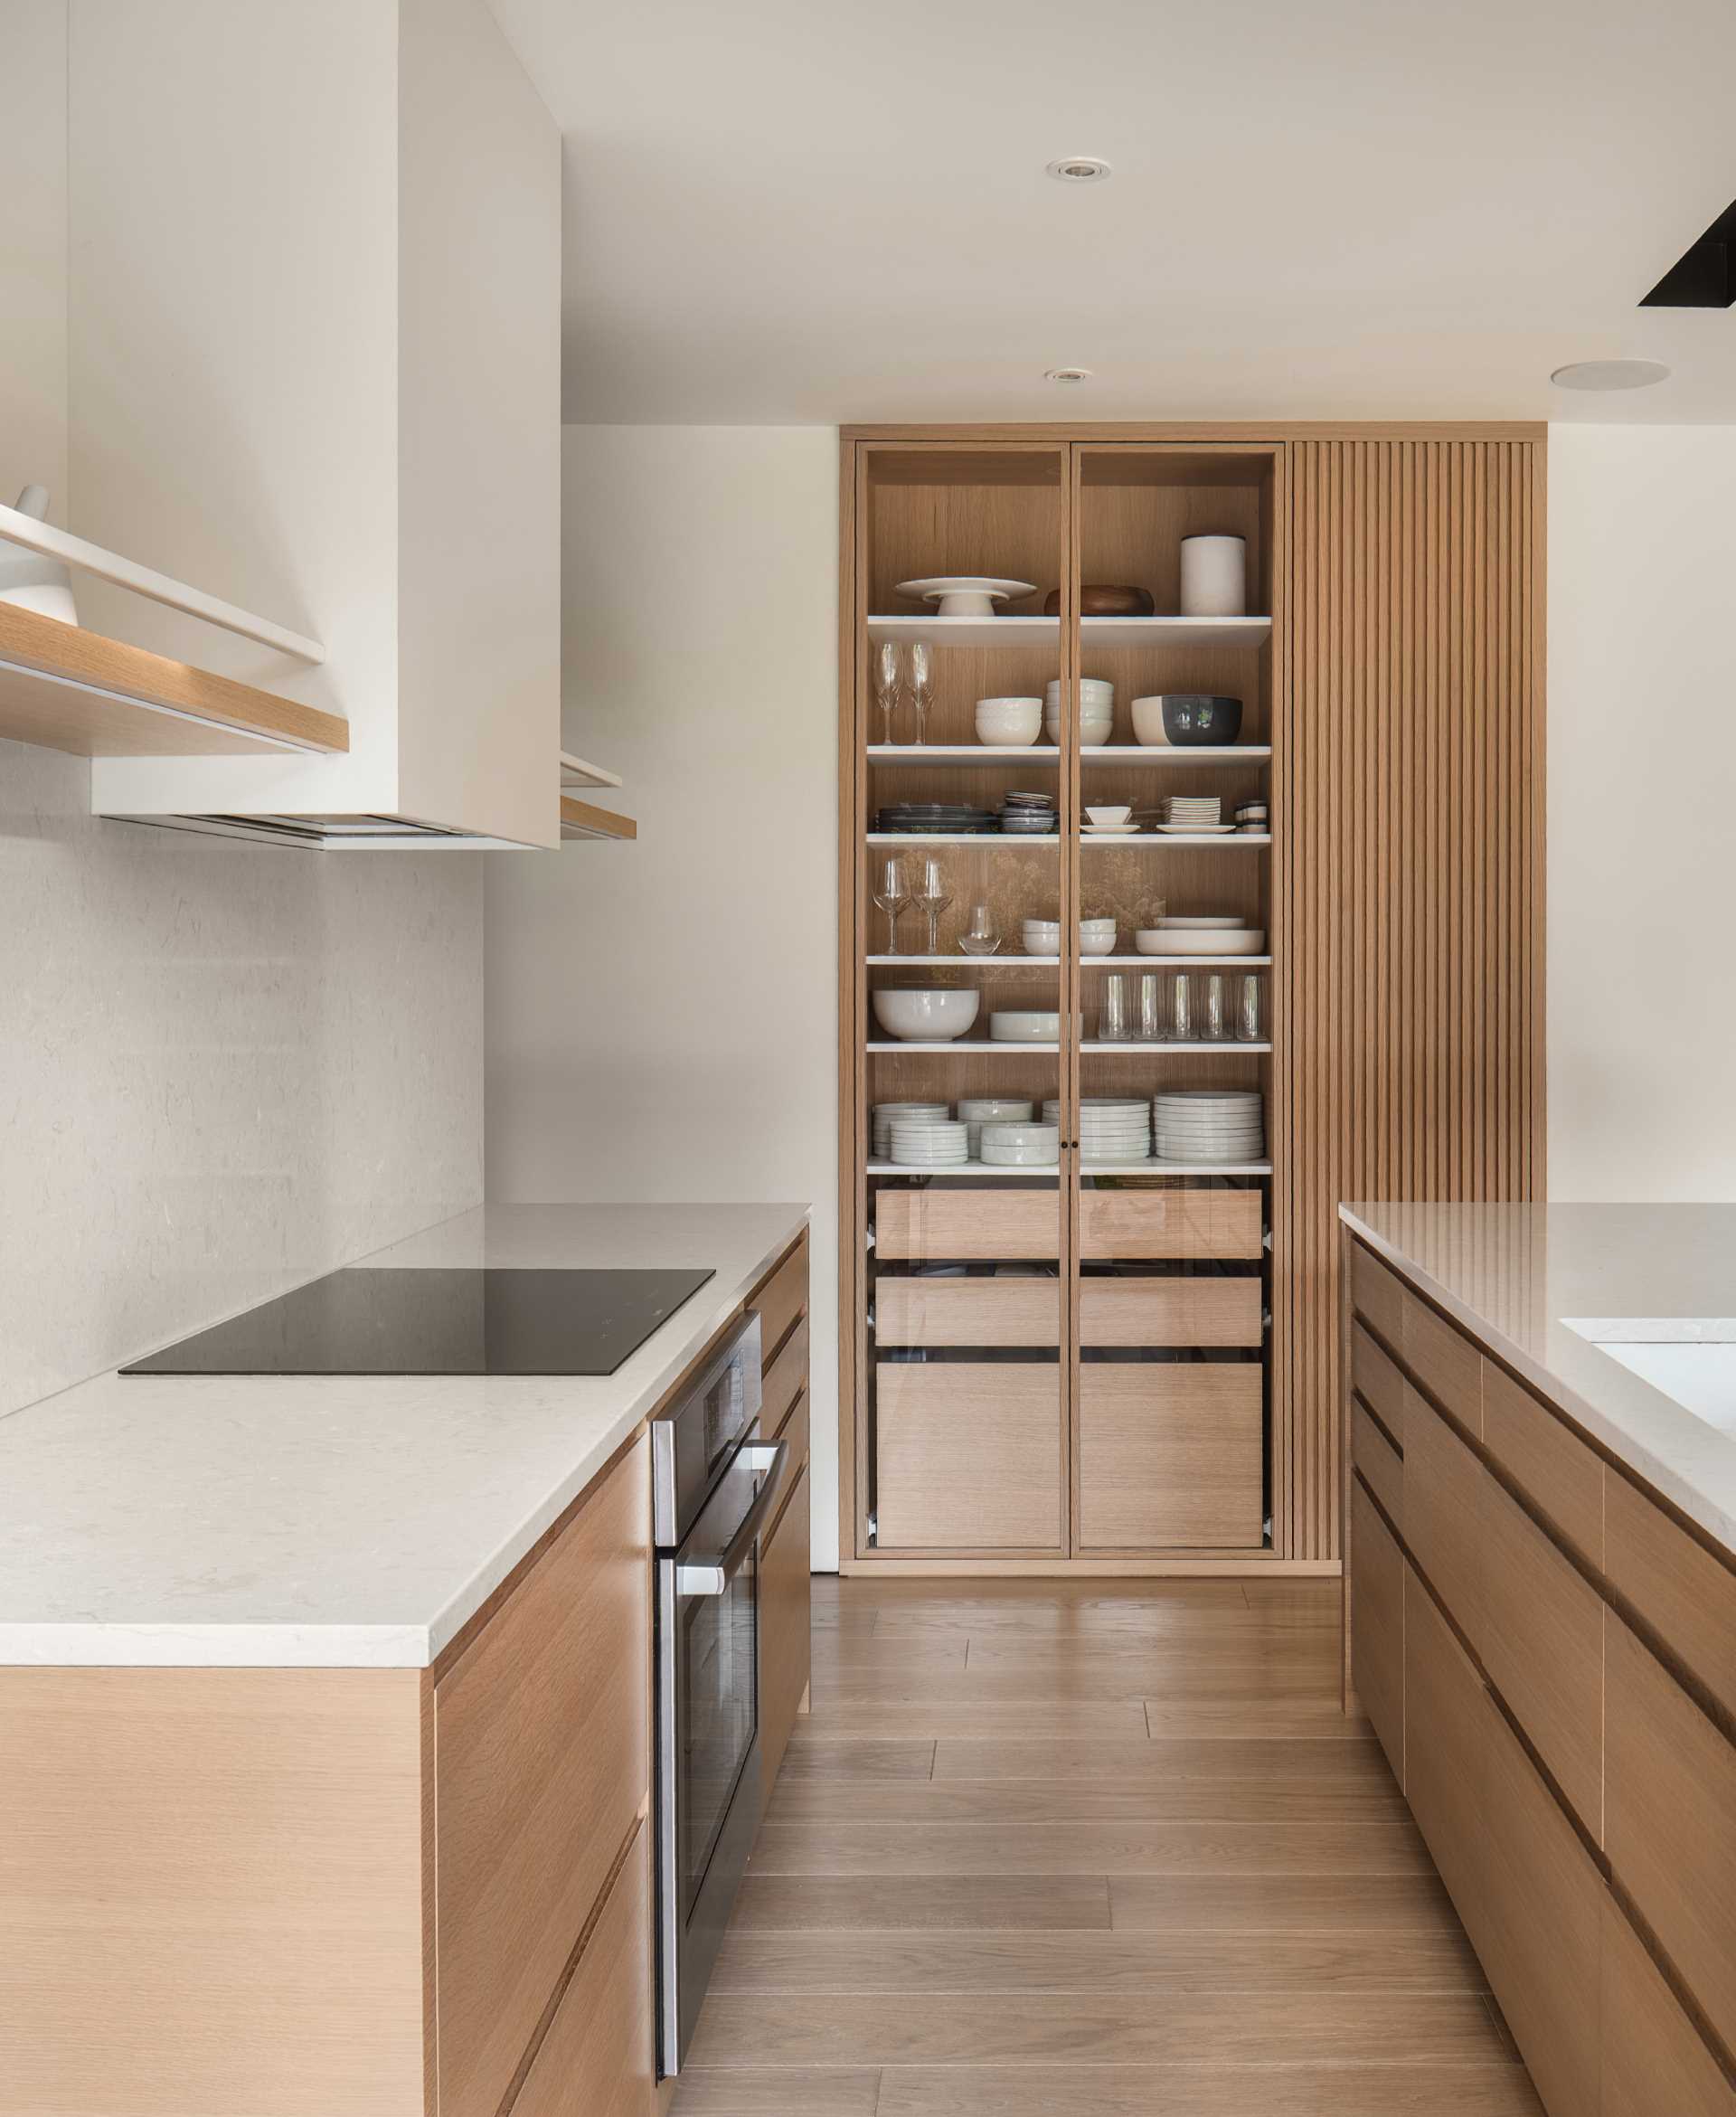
873 641 901 748
910 855 952 957
958 903 1001 956
873 856 911 955
907 643 933 745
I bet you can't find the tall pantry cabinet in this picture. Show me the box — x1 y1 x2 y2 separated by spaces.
838 425 1546 1574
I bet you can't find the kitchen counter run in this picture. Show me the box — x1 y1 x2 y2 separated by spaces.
1341 1201 1736 1556
0 1203 808 1668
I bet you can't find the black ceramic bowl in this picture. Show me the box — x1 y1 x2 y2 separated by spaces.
1158 694 1242 745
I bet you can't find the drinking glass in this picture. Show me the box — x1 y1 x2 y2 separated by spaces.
1237 974 1263 1043
1137 973 1165 1043
958 903 1000 956
873 641 901 747
1204 974 1228 1042
907 643 934 745
1099 974 1129 1044
873 856 911 954
910 855 952 956
1172 973 1194 1042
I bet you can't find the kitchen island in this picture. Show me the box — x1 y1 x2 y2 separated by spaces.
0 1201 811 2117
1341 1202 1736 2117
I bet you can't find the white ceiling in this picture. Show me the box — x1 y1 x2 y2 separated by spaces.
489 0 1736 425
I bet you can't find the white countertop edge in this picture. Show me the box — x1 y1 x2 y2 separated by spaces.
0 1204 812 1670
1339 1205 1736 1552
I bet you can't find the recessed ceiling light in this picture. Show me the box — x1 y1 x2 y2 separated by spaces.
1550 359 1670 392
1046 156 1111 184
1044 367 1092 383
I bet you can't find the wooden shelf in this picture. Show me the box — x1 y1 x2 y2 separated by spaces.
864 615 1058 646
1080 616 1273 647
0 601 348 758
559 750 623 790
560 795 637 842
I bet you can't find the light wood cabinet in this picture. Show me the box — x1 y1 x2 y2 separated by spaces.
1077 1363 1263 1549
760 1466 812 1792
1481 1358 1603 1566
1600 1894 1736 2117
1350 1395 1402 1530
877 1274 1061 1347
1605 1473 1736 1723
1350 1318 1406 1448
1078 1189 1263 1262
876 1363 1063 1550
1401 1561 1487 1936
875 1186 1061 1262
1349 1475 1404 1781
762 1311 810 1432
752 1233 809 1367
1079 1276 1261 1348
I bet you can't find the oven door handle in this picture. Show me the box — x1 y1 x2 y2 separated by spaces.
674 1441 788 1597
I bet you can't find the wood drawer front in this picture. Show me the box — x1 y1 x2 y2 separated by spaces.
512 1816 654 2117
1350 1239 1406 1347
762 1311 809 1432
1606 1614 1736 2058
1080 1275 1261 1348
773 1383 809 1470
1077 1363 1264 1550
1079 1187 1262 1262
877 1274 1061 1347
1351 1319 1406 1448
1401 1384 1485 1642
751 1234 808 1361
1351 1397 1403 1531
760 1464 812 1794
1481 1358 1604 1566
1606 1473 1736 1724
1601 1892 1736 2117
876 1187 1061 1262
434 1434 651 2117
875 1363 1062 1550
1399 1284 1481 1436
1350 1475 1404 1784
1403 1561 1491 1951
1477 1470 1605 1840
1478 1661 1604 2117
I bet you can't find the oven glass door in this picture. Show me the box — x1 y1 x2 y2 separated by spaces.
673 1446 763 1925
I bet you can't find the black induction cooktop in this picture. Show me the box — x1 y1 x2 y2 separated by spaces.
120 1266 717 1378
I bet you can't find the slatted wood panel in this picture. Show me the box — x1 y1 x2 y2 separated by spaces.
1281 439 1545 1561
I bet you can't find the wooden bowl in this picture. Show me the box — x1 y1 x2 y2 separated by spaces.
1042 584 1156 617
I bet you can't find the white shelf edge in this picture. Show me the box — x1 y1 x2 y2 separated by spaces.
1083 1042 1273 1054
867 744 1060 762
866 743 1269 764
865 1041 1061 1054
866 1161 1061 1180
865 1158 1271 1178
559 748 623 790
1080 832 1272 846
1090 955 1274 967
1079 615 1274 646
867 833 1060 847
0 500 324 663
1081 745 1271 762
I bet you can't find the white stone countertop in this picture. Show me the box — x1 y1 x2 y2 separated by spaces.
0 1203 808 1668
1341 1202 1736 1556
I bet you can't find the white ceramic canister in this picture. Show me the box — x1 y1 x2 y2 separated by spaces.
1178 534 1246 618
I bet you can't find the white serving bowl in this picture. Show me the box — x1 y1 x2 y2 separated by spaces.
975 695 1044 746
957 1097 1035 1157
1163 915 1246 929
1085 805 1131 827
872 988 981 1042
979 1121 1060 1167
989 1010 1061 1043
1135 928 1267 956
1080 914 1117 931
1046 678 1113 704
1045 710 1114 737
1080 931 1118 956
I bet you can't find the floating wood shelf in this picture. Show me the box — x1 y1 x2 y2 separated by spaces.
0 602 348 757
559 794 637 842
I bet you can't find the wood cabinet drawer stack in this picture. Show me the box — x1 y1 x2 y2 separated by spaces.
748 1233 812 1791
1344 1234 1736 2117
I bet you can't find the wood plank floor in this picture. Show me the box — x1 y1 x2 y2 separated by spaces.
672 1577 1541 2117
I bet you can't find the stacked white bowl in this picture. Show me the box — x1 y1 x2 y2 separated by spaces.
1080 916 1118 956
975 695 1044 747
1043 677 1113 744
1043 1096 1151 1164
1024 917 1118 958
980 1121 1060 1167
1153 1089 1265 1163
1022 918 1062 957
890 1118 969 1168
872 1101 948 1158
957 1097 1035 1158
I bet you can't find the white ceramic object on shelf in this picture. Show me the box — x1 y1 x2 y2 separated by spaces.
957 1096 1035 1158
1178 534 1246 617
1164 916 1245 930
872 1101 949 1157
974 695 1044 745
1085 805 1131 827
989 1010 1061 1043
872 988 981 1042
979 1121 1060 1167
1080 930 1118 955
1155 821 1235 836
0 486 78 625
1136 929 1267 955
897 577 1037 619
889 1118 970 1166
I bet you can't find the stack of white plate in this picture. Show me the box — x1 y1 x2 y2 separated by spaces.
889 1118 969 1168
1041 1096 1152 1164
873 1101 948 1158
1156 796 1231 836
980 1121 1059 1167
958 1097 1035 1158
1152 1089 1265 1164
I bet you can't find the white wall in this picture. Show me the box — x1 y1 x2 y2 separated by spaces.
485 426 841 1564
0 0 67 512
1548 423 1736 1199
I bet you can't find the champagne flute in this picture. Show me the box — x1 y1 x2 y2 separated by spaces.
873 855 911 955
907 643 934 745
873 640 901 748
910 855 952 956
